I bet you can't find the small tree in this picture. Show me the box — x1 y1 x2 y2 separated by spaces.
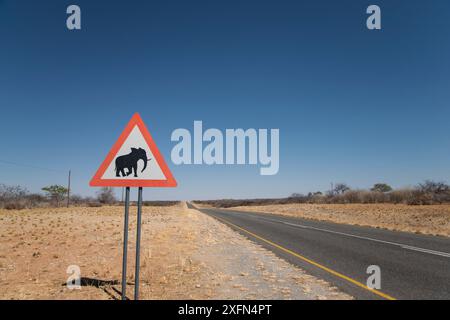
334 183 350 195
42 185 68 207
290 193 304 198
97 187 116 204
418 180 449 194
371 183 393 193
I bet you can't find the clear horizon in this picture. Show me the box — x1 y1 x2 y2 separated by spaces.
1 0 449 201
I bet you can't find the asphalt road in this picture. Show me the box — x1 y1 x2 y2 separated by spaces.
188 204 450 300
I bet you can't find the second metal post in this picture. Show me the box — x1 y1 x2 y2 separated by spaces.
121 187 130 300
134 187 143 300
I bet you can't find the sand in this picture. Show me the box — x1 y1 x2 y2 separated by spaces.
0 202 350 300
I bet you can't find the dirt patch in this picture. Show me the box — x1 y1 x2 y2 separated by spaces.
0 203 350 300
225 203 450 237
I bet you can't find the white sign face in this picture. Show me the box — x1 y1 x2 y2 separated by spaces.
90 113 177 188
101 126 166 180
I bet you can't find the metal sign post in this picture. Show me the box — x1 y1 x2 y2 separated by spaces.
134 187 143 300
89 113 177 301
120 187 143 300
121 187 130 300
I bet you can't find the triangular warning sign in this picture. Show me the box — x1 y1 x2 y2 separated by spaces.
90 113 177 187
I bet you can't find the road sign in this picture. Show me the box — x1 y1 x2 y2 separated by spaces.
89 113 176 300
89 113 177 187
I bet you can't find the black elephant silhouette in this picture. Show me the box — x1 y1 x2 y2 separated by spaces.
115 147 151 177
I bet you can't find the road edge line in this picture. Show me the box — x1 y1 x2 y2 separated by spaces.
209 213 397 301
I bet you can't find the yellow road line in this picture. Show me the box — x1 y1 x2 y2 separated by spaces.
213 214 396 300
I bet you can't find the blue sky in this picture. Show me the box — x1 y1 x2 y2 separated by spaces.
0 0 449 200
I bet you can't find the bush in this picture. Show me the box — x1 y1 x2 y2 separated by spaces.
87 202 102 207
0 184 120 209
96 187 116 204
195 180 450 208
68 194 86 205
4 202 27 210
386 189 412 204
418 180 449 194
0 184 28 201
0 184 35 209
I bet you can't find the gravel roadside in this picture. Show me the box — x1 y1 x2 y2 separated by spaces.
0 203 351 299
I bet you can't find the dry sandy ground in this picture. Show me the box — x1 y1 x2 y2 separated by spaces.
0 203 350 300
227 203 450 237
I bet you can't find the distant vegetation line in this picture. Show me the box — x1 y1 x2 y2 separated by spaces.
0 184 179 210
194 181 450 208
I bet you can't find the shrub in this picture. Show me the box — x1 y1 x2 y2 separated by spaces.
414 180 450 204
97 187 116 204
386 189 410 204
329 190 352 203
68 194 86 205
0 184 28 201
24 194 48 208
4 202 27 210
418 180 449 194
195 180 450 207
0 185 41 209
87 202 102 207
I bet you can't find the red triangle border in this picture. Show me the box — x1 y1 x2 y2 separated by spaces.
89 113 177 188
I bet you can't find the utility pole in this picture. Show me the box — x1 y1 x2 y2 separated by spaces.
67 170 71 208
